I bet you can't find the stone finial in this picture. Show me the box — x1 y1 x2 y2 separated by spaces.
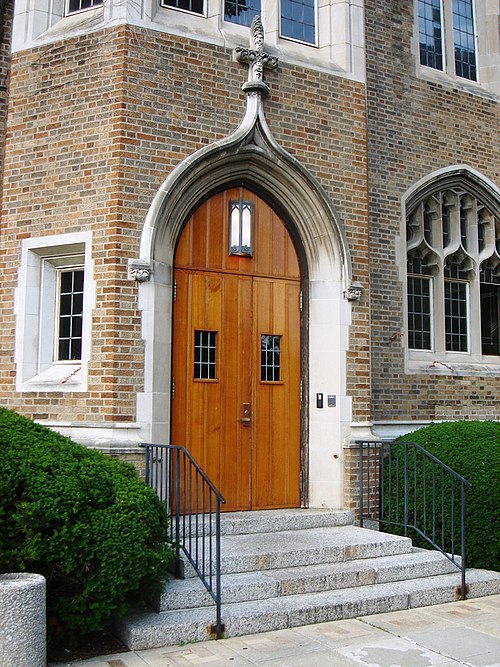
235 16 278 92
128 259 152 282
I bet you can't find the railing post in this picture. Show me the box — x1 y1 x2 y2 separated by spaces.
215 496 222 639
359 442 364 527
403 443 408 537
460 480 467 600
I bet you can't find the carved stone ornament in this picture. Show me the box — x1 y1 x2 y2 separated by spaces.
235 15 278 91
128 260 152 282
344 283 364 301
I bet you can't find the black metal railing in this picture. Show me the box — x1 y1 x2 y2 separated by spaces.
140 443 226 638
357 440 471 599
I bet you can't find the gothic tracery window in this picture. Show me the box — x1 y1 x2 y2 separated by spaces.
406 181 500 358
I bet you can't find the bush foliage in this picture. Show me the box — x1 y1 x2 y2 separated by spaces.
390 421 500 572
0 407 172 643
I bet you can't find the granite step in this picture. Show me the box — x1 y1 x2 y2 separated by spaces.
180 525 414 578
157 548 460 611
181 508 354 537
117 568 500 650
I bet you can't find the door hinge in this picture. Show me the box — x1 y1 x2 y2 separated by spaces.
300 290 303 312
173 279 177 302
171 377 175 399
300 380 303 402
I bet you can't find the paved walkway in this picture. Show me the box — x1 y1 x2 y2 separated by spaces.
51 594 500 667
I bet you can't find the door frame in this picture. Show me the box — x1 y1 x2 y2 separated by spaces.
135 144 355 510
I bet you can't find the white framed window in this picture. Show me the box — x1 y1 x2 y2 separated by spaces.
280 0 317 46
224 0 261 27
15 233 94 392
159 0 204 14
67 0 103 14
417 0 478 81
405 171 500 373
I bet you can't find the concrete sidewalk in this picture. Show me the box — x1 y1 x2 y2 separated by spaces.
50 594 500 667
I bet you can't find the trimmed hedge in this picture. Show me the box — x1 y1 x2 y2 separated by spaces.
390 421 500 572
0 408 172 644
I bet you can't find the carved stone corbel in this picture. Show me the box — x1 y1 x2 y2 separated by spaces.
344 282 364 301
128 259 152 282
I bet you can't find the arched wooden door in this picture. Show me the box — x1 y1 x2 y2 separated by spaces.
171 188 301 511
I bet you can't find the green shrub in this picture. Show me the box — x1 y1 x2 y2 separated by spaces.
385 421 500 571
0 407 172 644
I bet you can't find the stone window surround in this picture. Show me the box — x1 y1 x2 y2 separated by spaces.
14 232 95 393
10 0 366 83
401 166 500 377
411 0 500 98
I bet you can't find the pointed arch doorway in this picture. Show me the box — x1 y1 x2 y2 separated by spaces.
171 187 302 511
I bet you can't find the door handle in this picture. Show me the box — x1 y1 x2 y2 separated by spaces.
241 403 252 425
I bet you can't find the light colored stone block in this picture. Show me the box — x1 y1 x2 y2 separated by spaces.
0 573 46 667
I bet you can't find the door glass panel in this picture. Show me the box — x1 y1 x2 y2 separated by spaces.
194 330 217 379
261 334 281 381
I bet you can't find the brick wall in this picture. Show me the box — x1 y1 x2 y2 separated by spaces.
0 0 13 210
365 0 500 424
0 25 371 424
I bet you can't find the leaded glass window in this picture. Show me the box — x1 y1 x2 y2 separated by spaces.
194 331 217 379
224 0 261 27
57 269 84 361
453 0 477 80
480 261 500 356
229 199 253 256
160 0 204 13
67 0 102 12
281 0 316 45
444 280 468 351
406 178 500 360
418 0 444 71
417 0 478 82
261 335 281 382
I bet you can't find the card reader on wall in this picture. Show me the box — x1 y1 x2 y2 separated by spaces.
316 393 323 408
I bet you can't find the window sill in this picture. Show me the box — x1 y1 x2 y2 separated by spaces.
35 6 104 45
416 65 500 102
18 364 86 393
406 354 500 377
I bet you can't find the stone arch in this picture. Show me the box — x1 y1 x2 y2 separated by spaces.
134 93 356 509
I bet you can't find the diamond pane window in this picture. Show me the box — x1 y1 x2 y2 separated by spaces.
160 0 204 13
224 0 261 27
229 199 253 256
281 0 316 45
194 330 217 379
57 269 84 361
67 0 102 12
261 335 281 382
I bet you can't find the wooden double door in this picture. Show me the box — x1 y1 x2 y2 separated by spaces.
171 188 301 511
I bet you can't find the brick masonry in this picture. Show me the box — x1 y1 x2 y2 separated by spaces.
365 0 500 424
0 25 370 426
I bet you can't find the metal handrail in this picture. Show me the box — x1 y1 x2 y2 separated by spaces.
357 440 471 599
140 443 226 638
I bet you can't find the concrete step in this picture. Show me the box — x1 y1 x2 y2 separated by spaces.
180 525 414 578
157 548 460 611
180 508 354 537
117 568 500 650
